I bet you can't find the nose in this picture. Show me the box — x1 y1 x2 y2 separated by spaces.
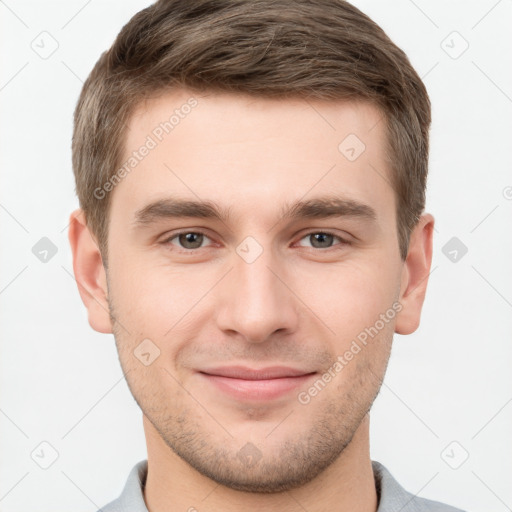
215 242 300 344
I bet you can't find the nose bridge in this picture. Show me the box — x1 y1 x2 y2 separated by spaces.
216 237 299 342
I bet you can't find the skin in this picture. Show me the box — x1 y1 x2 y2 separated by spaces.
69 90 434 512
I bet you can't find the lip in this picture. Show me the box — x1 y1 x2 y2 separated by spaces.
198 366 316 401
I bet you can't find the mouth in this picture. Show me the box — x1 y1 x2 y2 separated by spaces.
198 366 317 401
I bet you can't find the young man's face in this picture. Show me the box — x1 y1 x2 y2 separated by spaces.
71 90 433 492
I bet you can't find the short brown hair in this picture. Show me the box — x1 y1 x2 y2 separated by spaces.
72 0 431 262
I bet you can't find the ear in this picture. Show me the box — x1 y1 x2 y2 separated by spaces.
68 209 112 334
395 213 434 335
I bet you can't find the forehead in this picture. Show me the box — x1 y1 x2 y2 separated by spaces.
111 89 394 227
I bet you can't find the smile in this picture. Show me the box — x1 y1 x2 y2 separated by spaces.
198 366 317 401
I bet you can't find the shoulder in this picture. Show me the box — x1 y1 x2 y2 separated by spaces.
372 461 467 512
95 459 149 512
96 499 123 512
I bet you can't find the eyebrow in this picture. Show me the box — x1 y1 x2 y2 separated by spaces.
133 195 377 226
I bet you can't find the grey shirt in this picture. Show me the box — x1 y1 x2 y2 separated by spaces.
97 459 465 512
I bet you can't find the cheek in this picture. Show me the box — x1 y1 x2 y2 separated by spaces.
108 242 402 344
297 259 400 340
108 259 215 339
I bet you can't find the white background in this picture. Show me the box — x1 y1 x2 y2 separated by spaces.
1 1 511 511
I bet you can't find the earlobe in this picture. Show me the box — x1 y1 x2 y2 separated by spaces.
68 209 112 334
395 213 434 335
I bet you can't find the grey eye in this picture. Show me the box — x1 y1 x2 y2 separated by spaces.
175 232 205 249
300 232 337 249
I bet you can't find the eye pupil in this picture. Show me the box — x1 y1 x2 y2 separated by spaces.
310 233 334 248
179 232 203 249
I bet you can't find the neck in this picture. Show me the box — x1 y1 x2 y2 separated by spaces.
142 414 378 512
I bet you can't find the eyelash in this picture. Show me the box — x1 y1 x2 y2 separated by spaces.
161 230 350 252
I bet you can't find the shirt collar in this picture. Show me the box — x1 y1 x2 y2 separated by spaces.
103 459 462 512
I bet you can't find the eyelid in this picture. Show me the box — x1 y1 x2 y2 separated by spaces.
294 230 351 249
160 228 351 252
161 229 215 250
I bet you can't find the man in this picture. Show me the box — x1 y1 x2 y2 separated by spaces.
68 1 464 511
